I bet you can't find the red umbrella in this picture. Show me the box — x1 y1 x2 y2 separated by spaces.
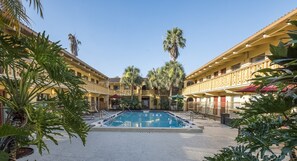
110 94 121 99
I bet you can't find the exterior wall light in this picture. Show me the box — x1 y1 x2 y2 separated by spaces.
263 34 270 38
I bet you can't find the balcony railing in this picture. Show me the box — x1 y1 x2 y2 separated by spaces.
183 60 277 95
186 101 243 118
109 89 139 96
141 90 154 96
82 80 109 94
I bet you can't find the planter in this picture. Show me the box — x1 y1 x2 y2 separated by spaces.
16 147 34 159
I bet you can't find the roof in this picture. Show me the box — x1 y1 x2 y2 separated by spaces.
19 23 109 80
186 8 297 80
109 77 121 82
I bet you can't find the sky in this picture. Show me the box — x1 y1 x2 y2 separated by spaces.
26 1 297 78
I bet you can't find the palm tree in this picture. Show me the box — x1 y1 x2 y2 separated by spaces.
121 66 142 100
161 61 185 108
146 68 164 108
0 0 43 31
0 32 89 161
163 27 186 61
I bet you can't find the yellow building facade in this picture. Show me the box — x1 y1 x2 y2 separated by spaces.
108 77 167 110
0 24 110 124
182 9 297 117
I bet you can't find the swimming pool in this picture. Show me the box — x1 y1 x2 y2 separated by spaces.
104 111 186 128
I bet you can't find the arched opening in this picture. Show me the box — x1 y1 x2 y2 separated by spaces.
142 85 148 90
186 97 194 111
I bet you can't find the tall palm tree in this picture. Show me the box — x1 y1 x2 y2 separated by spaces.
0 0 43 30
0 32 89 161
163 27 186 61
161 61 185 107
121 66 142 100
146 68 164 107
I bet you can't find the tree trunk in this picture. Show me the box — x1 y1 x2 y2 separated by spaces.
169 86 173 110
8 137 17 161
158 89 161 109
131 84 134 101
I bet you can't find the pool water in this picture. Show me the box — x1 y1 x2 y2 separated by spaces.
104 111 186 128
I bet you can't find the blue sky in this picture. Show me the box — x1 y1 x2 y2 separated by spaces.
26 1 297 77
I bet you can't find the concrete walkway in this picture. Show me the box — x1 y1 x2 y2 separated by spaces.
20 118 237 161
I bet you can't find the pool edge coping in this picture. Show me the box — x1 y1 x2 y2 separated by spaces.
90 110 204 133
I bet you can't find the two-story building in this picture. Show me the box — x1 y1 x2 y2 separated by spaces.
108 77 168 110
0 24 110 125
182 9 297 117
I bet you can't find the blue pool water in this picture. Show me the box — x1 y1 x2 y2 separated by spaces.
104 111 186 128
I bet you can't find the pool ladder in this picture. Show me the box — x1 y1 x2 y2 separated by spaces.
100 110 112 119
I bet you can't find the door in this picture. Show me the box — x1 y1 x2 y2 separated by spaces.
213 96 218 115
91 97 95 111
220 96 226 114
142 97 150 110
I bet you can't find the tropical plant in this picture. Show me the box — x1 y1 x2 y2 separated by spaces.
146 68 164 108
163 27 186 61
161 61 185 99
121 66 142 100
159 98 170 110
205 21 297 161
120 97 141 110
0 32 90 161
0 0 43 31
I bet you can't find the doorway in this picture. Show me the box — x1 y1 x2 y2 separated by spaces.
141 97 150 110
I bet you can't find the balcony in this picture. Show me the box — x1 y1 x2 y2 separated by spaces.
183 60 277 95
141 90 155 96
82 80 109 94
109 89 139 96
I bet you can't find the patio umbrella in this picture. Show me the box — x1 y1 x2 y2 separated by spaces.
110 94 121 99
171 94 185 100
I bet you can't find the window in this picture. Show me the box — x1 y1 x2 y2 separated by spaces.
124 85 129 90
77 72 82 77
82 75 88 80
231 63 241 71
206 75 211 79
214 71 219 77
199 78 203 82
96 80 99 84
91 78 95 83
114 85 119 90
250 54 265 63
221 68 226 75
69 69 75 75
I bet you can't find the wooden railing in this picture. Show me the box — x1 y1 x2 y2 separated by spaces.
183 60 277 95
141 90 154 96
82 81 109 94
109 89 139 96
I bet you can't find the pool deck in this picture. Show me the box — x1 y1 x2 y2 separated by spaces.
20 114 238 161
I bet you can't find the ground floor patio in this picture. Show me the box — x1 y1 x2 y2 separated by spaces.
20 118 237 161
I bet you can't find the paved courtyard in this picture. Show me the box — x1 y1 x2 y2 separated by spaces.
20 117 237 161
